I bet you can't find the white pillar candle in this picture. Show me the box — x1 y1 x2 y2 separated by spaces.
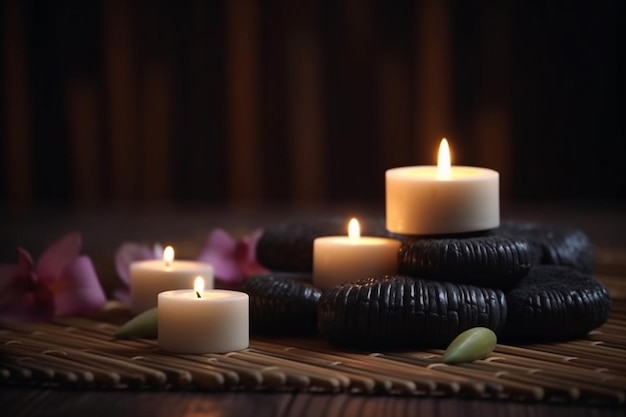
386 138 499 235
313 218 401 289
158 277 249 354
130 246 214 315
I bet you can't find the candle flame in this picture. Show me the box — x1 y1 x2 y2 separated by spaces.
194 276 205 298
437 138 451 180
348 218 361 240
163 246 175 266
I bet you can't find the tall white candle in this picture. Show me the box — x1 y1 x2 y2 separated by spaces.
158 277 249 354
386 139 499 235
313 218 401 289
130 246 214 315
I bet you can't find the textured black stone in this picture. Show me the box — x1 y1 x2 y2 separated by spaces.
495 221 593 272
257 217 390 272
398 235 532 289
240 273 322 335
504 265 610 340
317 275 507 349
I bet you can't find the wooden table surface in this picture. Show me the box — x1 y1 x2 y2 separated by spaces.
1 202 625 417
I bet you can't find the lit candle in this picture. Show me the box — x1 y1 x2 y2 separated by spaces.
130 246 214 315
386 139 499 235
158 277 249 354
313 218 401 289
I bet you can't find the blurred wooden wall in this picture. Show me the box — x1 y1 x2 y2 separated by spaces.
1 0 623 208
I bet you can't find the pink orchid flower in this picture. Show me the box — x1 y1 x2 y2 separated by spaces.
113 243 163 304
0 232 107 321
196 228 269 289
114 229 268 299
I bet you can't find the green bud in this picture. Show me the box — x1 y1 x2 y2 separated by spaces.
114 307 158 339
442 327 497 364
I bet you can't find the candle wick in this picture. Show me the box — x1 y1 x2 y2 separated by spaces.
195 290 201 299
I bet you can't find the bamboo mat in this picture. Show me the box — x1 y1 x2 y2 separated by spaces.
0 300 624 405
0 250 625 405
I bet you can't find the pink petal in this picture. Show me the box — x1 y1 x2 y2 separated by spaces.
152 243 164 259
0 265 53 321
197 229 237 257
209 260 242 281
115 242 158 285
36 232 82 285
234 229 269 278
241 261 270 278
54 256 106 316
196 229 242 280
113 288 131 305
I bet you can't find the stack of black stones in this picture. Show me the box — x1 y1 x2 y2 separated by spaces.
242 218 610 349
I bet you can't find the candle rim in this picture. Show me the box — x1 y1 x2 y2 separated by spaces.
386 165 498 180
314 236 401 246
159 288 248 301
130 259 214 271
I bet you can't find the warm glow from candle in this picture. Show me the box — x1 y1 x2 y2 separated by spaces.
194 276 205 298
348 218 361 240
437 138 451 180
163 246 175 267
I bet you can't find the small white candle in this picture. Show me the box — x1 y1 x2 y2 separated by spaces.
158 277 249 354
313 218 401 289
130 246 214 315
386 138 499 235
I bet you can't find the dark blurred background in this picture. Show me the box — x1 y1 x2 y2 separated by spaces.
1 0 623 209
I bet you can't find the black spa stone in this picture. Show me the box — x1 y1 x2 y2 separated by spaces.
257 217 390 272
317 275 507 349
503 265 610 340
240 273 322 335
495 221 594 272
398 235 532 289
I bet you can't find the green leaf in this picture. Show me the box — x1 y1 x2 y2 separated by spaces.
114 307 158 339
442 327 497 364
